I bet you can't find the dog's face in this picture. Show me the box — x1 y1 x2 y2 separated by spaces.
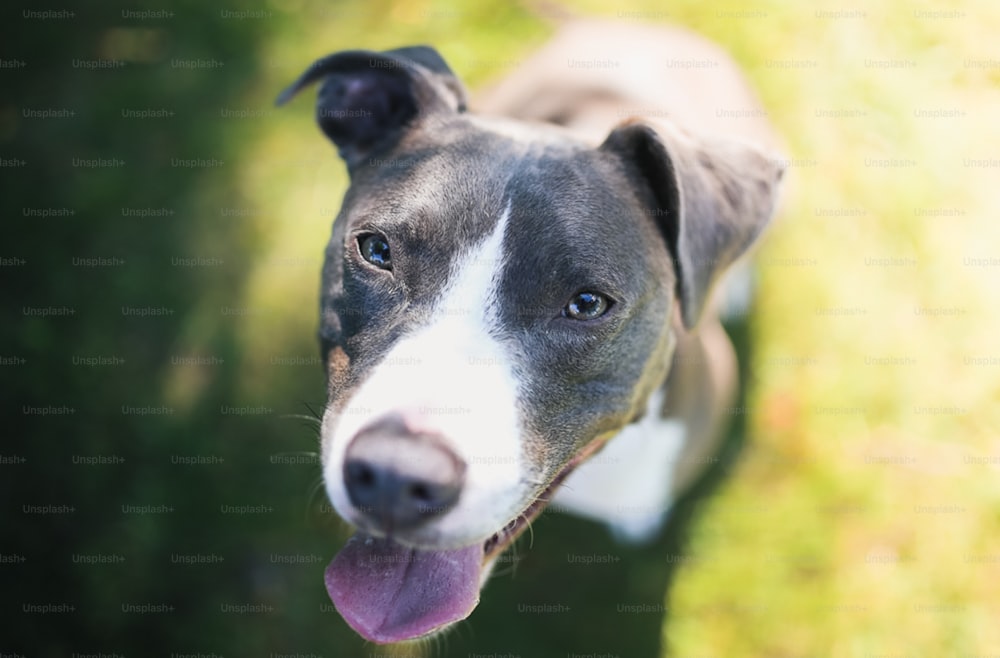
320 125 684 545
279 46 782 644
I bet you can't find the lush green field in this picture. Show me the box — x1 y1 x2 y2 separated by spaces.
5 1 998 656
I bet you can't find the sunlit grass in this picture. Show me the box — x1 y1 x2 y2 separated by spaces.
661 1 1000 656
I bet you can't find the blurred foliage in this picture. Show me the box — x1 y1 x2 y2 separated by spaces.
3 0 999 657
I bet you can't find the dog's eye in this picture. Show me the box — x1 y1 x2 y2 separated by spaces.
358 234 392 270
563 291 611 321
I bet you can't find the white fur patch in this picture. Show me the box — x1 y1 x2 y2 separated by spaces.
320 203 529 547
551 389 687 543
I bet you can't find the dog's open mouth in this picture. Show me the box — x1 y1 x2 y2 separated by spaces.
324 435 612 644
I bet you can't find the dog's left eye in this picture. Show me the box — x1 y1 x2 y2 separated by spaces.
563 291 612 321
358 233 392 270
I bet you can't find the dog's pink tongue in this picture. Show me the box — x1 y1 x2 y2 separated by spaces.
325 533 482 644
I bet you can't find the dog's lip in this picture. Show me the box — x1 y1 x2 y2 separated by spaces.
482 432 616 564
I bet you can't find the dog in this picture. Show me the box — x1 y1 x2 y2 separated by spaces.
277 20 784 645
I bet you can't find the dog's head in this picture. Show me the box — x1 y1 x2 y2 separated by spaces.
278 45 783 644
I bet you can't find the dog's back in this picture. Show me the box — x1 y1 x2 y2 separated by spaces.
476 20 779 149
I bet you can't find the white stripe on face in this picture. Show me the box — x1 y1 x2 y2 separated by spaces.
320 202 529 548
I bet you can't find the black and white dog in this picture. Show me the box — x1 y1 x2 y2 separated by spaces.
278 20 783 645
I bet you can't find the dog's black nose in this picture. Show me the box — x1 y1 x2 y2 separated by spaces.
343 415 465 532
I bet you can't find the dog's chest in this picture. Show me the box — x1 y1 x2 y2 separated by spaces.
551 389 687 543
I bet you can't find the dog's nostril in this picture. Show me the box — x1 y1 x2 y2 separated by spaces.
346 461 377 488
356 465 375 487
409 483 431 502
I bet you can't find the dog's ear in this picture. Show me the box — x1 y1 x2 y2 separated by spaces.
601 121 784 329
276 46 467 169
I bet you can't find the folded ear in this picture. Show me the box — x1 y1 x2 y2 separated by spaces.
601 121 784 329
276 46 467 170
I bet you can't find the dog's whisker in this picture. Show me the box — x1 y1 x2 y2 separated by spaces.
302 400 324 420
523 513 535 551
307 475 325 501
303 475 331 523
271 450 321 463
278 412 323 429
279 401 326 433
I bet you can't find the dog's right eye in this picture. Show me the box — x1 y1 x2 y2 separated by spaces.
357 234 392 270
